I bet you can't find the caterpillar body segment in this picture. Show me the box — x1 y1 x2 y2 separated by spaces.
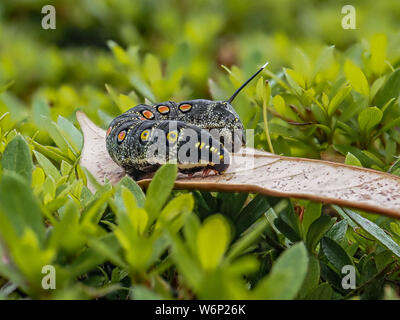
106 116 231 179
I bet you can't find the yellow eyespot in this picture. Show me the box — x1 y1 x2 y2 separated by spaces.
117 130 127 143
219 155 224 160
140 129 150 141
167 130 178 143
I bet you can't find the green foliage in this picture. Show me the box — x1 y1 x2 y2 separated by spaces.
1 110 400 301
0 0 400 300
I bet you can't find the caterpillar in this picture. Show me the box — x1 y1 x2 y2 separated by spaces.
106 62 268 180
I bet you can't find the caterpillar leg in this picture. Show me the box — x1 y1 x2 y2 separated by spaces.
201 168 219 178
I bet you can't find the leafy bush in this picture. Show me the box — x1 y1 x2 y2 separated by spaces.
1 0 400 300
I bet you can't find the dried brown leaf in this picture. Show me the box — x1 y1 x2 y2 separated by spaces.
77 111 400 219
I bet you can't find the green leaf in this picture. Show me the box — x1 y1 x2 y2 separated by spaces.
44 120 72 156
118 176 145 207
1 93 28 123
183 212 201 256
333 144 377 168
292 48 312 84
321 237 353 272
129 75 156 102
33 150 61 181
168 221 203 288
345 152 362 167
57 116 83 153
67 234 117 278
2 135 33 183
374 69 400 106
344 208 400 258
217 192 248 221
328 84 351 116
88 235 127 270
0 81 14 94
144 164 177 220
131 285 163 300
344 60 369 96
107 40 132 65
361 150 385 168
375 116 400 138
373 69 400 107
268 122 308 140
302 201 322 235
331 206 358 228
274 199 302 242
358 107 383 133
313 45 335 77
299 255 320 298
0 172 45 244
197 214 230 270
370 33 387 75
253 242 308 299
306 215 336 252
310 104 328 125
272 94 294 119
274 217 302 242
122 187 148 235
284 68 305 90
156 193 194 231
144 54 162 83
339 95 368 122
227 218 270 261
32 97 51 129
234 194 271 235
375 250 395 272
304 283 333 300
326 220 348 243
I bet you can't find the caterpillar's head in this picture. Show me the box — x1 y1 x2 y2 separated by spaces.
176 99 245 152
209 61 269 152
211 100 245 152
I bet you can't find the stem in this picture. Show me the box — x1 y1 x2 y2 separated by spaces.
263 98 274 153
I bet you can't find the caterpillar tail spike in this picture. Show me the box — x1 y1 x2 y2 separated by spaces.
227 61 269 104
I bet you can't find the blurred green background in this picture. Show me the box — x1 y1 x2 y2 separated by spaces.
1 0 400 98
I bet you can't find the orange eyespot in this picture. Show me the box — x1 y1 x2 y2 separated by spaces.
157 105 170 114
106 127 112 137
179 103 192 113
117 130 127 143
141 110 154 119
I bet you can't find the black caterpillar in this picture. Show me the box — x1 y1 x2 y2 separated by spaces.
106 63 267 180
